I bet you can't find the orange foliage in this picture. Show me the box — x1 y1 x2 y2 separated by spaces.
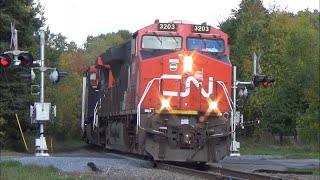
59 51 89 75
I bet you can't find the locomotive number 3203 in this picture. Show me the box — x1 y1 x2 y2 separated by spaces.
158 23 176 31
193 25 210 33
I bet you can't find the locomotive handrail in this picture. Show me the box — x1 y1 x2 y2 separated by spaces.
93 98 101 131
136 76 165 134
216 81 233 111
81 77 86 132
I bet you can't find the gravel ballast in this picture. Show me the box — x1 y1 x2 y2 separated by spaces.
1 155 205 180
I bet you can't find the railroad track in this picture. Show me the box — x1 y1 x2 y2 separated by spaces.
79 145 308 179
155 162 285 180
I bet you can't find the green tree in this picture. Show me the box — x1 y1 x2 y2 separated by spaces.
219 0 271 139
0 0 45 150
220 1 319 143
0 0 45 51
82 30 131 64
67 41 78 52
261 10 319 142
220 0 269 79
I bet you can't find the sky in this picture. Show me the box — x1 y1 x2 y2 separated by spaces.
40 0 319 46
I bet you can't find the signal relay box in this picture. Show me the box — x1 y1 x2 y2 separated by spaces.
30 102 56 124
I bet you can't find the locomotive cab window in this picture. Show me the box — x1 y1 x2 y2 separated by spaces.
89 72 97 82
142 35 182 50
187 37 225 53
141 35 182 60
187 37 229 64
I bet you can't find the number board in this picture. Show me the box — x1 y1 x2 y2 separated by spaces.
192 25 210 33
158 23 177 31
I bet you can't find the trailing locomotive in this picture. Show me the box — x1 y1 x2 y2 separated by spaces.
81 20 233 163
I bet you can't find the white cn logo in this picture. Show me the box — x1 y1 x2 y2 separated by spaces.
161 74 213 98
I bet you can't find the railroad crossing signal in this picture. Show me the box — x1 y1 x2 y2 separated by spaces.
49 69 68 83
0 54 11 68
16 68 36 81
252 75 274 87
0 51 35 68
18 52 34 66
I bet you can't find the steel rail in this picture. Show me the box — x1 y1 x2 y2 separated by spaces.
156 162 245 180
208 166 284 180
156 162 284 180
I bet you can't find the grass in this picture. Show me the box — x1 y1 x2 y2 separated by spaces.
287 167 320 176
0 160 85 180
239 137 319 159
240 145 319 159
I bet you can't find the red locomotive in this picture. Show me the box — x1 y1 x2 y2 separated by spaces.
81 20 233 163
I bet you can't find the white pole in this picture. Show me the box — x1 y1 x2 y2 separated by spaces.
230 66 240 156
253 53 257 75
35 31 49 157
40 31 45 102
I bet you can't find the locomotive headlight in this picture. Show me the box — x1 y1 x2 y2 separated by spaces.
209 101 218 110
161 99 170 108
183 56 193 72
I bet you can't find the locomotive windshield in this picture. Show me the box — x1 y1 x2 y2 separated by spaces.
187 37 225 53
187 37 229 63
142 35 182 50
141 35 182 60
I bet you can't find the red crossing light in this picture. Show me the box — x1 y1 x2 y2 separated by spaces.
253 75 274 87
263 77 274 87
0 54 12 68
252 75 265 87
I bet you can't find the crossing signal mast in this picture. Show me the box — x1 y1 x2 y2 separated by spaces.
29 31 67 156
229 52 274 156
1 25 67 157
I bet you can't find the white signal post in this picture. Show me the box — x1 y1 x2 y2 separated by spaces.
29 30 60 156
230 66 241 156
230 67 252 156
29 30 63 156
229 53 262 156
34 31 50 157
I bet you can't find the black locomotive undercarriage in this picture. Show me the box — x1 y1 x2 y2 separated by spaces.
84 110 229 163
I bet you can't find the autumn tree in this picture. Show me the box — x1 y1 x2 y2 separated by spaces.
45 30 131 139
46 51 86 140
